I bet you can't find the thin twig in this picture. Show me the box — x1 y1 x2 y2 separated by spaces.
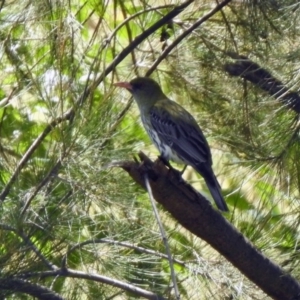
0 0 195 203
18 268 166 300
104 4 174 50
0 278 64 300
20 159 63 217
92 0 195 88
144 174 180 300
18 230 58 271
0 114 69 201
0 223 57 270
61 237 186 269
60 236 215 281
146 0 233 76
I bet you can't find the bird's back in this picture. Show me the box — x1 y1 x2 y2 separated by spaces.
145 99 212 165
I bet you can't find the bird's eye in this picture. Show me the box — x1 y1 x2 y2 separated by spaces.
133 83 143 90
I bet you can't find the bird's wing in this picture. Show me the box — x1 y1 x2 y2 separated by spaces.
149 99 212 165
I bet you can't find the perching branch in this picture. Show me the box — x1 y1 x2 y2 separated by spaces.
224 52 300 113
120 152 300 300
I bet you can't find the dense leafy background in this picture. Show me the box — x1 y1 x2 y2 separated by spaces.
0 0 300 299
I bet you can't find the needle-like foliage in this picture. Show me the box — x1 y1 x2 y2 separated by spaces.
0 0 300 299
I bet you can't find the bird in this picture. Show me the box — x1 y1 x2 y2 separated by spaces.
114 77 228 212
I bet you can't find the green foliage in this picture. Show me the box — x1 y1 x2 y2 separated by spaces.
0 0 300 299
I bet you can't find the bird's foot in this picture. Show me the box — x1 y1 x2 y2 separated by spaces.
180 165 187 176
158 156 185 183
158 155 171 168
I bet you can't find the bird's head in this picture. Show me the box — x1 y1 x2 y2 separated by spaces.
114 77 165 112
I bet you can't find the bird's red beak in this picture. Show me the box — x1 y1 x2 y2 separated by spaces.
114 81 133 91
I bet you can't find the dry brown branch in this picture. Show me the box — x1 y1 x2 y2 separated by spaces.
224 52 300 113
120 152 300 300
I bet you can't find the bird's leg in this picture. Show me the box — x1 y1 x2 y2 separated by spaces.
158 155 172 168
180 165 188 175
158 155 184 182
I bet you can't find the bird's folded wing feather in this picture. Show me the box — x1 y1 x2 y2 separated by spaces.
149 100 212 165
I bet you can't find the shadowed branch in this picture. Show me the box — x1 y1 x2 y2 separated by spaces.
224 52 300 113
119 152 300 300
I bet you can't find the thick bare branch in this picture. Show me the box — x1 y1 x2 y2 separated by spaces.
120 152 300 300
224 52 300 113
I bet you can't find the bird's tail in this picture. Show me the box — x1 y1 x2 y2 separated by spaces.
205 177 228 212
195 166 228 211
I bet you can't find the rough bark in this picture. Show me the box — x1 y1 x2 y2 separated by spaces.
121 152 300 300
224 52 300 113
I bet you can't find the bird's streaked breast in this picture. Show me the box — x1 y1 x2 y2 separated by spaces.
142 116 185 164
